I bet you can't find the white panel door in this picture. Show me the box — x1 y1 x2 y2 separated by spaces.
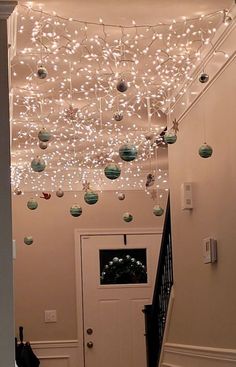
81 233 161 367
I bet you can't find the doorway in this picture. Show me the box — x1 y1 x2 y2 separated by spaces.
76 231 162 367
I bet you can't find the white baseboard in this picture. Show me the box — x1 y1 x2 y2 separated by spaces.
162 343 236 367
30 340 81 367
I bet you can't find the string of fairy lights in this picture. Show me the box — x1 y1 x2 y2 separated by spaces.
11 3 232 205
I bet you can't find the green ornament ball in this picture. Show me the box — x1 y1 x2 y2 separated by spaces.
27 198 38 210
104 164 121 180
153 205 164 216
24 236 34 245
123 212 133 223
198 143 213 158
31 157 46 172
164 132 177 144
38 128 52 142
119 143 137 162
84 191 99 205
70 204 82 217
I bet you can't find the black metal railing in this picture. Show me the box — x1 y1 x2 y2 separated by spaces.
144 194 173 367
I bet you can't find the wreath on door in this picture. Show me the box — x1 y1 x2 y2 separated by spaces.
101 254 147 284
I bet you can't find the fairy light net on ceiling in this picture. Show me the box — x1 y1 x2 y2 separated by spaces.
11 4 226 193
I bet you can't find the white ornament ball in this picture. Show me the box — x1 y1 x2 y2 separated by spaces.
24 236 34 245
14 188 22 196
39 141 48 150
118 192 125 200
56 188 64 198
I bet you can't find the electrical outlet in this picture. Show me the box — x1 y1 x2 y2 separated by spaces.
45 310 57 323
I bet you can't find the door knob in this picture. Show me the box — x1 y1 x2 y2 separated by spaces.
87 341 94 348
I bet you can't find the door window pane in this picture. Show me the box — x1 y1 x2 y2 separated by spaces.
100 249 147 285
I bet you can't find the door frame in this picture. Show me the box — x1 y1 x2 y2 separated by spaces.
74 227 162 367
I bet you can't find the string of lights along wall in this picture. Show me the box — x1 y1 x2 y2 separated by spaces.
11 4 232 244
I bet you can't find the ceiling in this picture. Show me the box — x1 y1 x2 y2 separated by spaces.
11 0 233 194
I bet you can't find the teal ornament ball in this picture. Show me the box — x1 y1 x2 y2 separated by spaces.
70 204 82 217
153 205 164 216
27 198 38 210
119 143 137 162
123 212 133 223
104 164 121 180
31 157 46 172
198 143 213 158
24 236 33 245
84 191 99 205
38 128 52 142
164 132 177 144
37 66 48 79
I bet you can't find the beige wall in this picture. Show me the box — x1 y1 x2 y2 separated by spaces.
13 190 166 342
167 58 236 348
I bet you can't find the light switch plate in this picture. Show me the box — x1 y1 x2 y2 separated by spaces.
45 310 57 323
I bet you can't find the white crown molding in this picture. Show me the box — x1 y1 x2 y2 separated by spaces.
0 1 17 19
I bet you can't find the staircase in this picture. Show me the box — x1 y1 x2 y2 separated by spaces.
144 194 173 367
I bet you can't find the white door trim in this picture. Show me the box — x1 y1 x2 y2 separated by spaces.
74 227 162 367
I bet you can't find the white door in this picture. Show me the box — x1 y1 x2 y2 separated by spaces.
81 233 161 367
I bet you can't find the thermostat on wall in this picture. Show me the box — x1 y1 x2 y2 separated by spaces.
203 237 217 264
181 182 193 210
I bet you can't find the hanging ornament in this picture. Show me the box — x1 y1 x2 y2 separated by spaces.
145 173 155 188
116 79 128 93
24 236 34 245
172 118 179 134
70 204 82 217
198 143 213 158
119 143 137 162
37 65 48 79
27 198 38 210
56 188 64 198
39 141 48 150
40 192 51 200
150 189 157 201
117 192 125 200
123 212 133 223
31 157 46 172
145 132 154 141
113 111 123 121
84 191 99 205
199 72 209 84
164 131 177 144
153 205 164 216
38 128 52 142
104 164 121 180
65 105 78 121
82 180 91 191
14 188 22 196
